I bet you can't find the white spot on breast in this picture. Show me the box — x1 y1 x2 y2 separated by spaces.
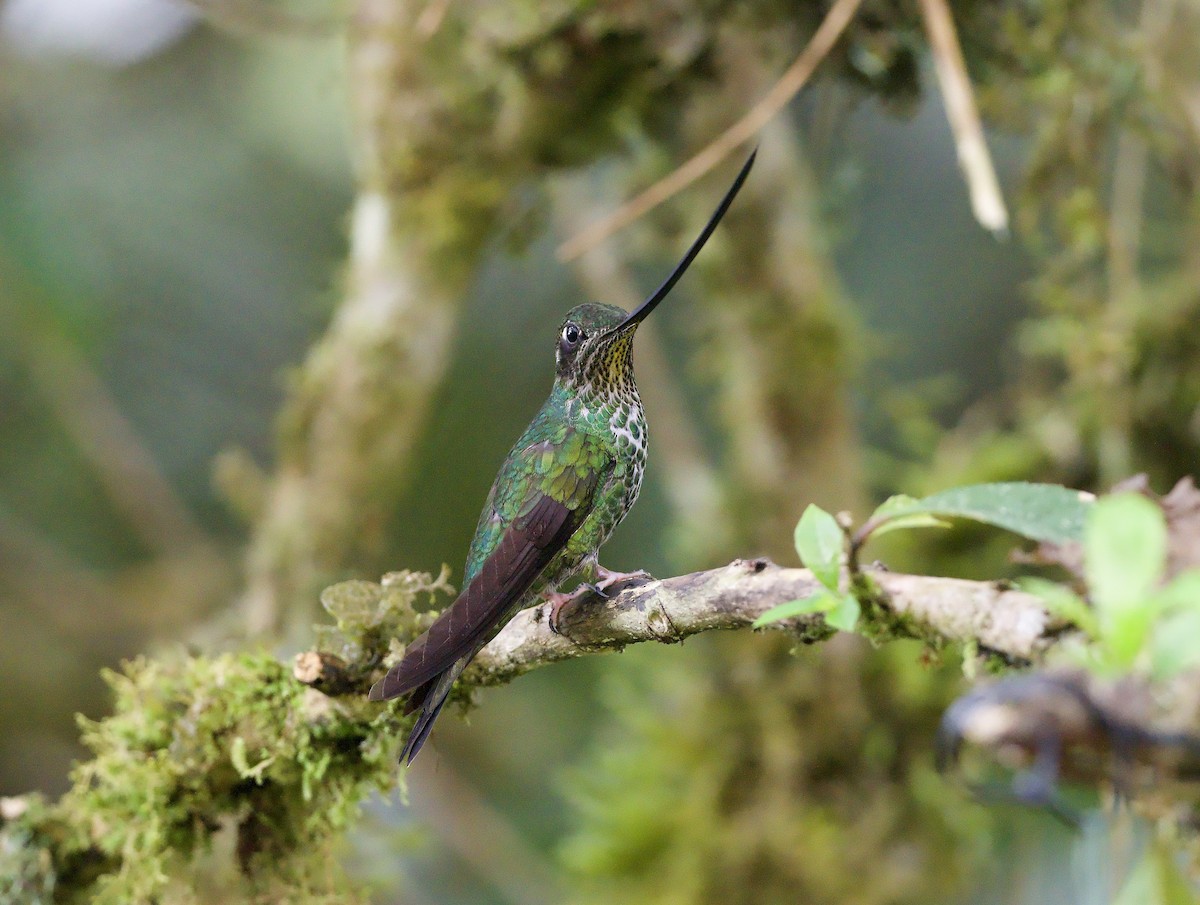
609 404 647 515
608 406 644 457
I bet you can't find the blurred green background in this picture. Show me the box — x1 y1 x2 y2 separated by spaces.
3 1 1195 902
0 5 351 791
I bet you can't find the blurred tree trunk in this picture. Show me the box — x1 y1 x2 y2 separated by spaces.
240 1 525 635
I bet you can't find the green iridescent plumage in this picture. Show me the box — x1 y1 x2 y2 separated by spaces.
466 305 643 592
369 152 756 764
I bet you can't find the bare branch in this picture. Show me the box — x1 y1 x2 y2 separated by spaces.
459 558 1060 688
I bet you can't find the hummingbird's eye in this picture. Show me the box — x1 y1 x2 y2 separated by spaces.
562 323 582 346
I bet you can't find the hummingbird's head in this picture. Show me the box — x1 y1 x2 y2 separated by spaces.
549 151 753 400
554 303 638 398
553 149 757 401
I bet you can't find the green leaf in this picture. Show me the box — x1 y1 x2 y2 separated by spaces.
319 579 384 627
824 594 861 632
752 591 837 628
1020 578 1099 637
913 482 1093 543
871 494 921 517
1157 569 1200 613
230 736 248 776
1085 494 1166 615
868 513 952 539
794 504 844 591
1151 606 1200 679
229 736 274 783
870 482 1093 544
1105 610 1154 670
1143 570 1200 678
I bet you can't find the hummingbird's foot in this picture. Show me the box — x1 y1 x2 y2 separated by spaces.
593 565 654 595
542 570 654 635
541 586 593 636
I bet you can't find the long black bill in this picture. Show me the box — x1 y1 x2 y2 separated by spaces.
617 148 757 332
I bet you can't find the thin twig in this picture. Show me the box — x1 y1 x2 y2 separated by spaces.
917 0 1010 235
23 337 213 556
1110 0 1175 298
416 0 453 36
555 0 865 262
1097 0 1175 486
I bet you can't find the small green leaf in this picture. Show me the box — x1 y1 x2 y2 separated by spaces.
230 736 275 783
230 736 248 776
870 494 921 518
868 513 952 539
320 579 384 627
1020 578 1099 637
824 594 861 632
794 504 844 591
1157 569 1200 613
1150 608 1200 680
1104 607 1154 670
752 591 837 628
1085 494 1166 615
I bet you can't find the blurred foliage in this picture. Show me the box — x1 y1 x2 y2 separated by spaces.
0 20 350 793
902 0 1200 494
1030 492 1200 679
543 1 1200 902
562 638 991 905
867 0 1200 587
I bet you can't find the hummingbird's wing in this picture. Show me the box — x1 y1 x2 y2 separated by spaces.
368 435 607 704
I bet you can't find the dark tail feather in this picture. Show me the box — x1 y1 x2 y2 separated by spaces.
399 668 456 765
403 676 437 715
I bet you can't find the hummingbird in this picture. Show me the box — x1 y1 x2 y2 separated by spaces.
369 150 756 764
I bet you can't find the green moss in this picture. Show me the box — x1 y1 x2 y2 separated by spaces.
0 570 454 903
0 797 59 905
